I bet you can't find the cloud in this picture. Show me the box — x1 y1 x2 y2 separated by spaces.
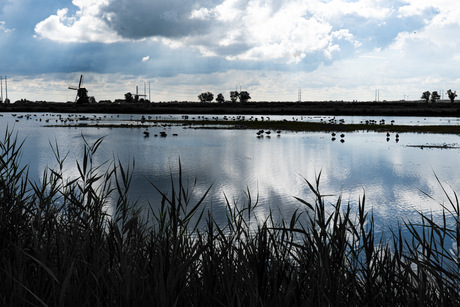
33 0 387 65
189 7 214 20
34 0 124 43
170 0 367 64
101 0 213 39
0 21 14 32
10 0 460 104
389 2 460 60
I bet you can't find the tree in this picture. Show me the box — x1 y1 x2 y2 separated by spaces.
431 91 440 103
198 92 214 103
206 92 214 102
216 93 225 103
239 91 251 103
124 92 134 103
230 91 239 103
421 91 430 103
447 89 457 103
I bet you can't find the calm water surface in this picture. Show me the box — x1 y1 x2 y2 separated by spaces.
2 112 460 232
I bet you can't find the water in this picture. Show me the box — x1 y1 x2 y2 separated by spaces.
2 112 460 232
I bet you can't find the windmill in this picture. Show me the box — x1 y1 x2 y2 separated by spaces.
68 75 91 104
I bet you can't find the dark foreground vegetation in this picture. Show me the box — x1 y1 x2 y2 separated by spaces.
2 129 460 306
3 100 460 117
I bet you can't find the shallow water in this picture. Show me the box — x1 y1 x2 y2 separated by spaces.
2 112 460 232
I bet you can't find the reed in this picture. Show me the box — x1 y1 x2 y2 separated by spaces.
1 129 459 306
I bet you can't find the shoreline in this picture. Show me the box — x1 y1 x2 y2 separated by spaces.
2 100 460 117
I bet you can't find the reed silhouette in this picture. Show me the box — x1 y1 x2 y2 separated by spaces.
1 129 459 306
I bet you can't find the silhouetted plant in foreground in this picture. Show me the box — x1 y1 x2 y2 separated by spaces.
1 129 460 305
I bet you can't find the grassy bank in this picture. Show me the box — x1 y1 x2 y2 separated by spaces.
1 130 460 305
3 100 460 117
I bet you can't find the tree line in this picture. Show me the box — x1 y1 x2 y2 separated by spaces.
198 91 251 103
421 89 457 103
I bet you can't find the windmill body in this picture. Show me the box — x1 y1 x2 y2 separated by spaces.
68 75 94 104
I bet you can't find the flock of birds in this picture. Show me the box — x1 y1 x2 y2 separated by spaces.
386 132 400 143
9 113 118 123
256 129 282 138
7 113 176 137
6 113 402 143
143 130 178 138
329 131 400 143
330 132 346 143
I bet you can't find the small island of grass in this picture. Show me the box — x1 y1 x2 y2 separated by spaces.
47 118 460 135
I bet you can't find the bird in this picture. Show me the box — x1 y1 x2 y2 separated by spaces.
331 132 336 137
386 132 390 137
143 131 150 137
340 134 345 138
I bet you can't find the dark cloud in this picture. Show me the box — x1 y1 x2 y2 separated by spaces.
101 0 221 39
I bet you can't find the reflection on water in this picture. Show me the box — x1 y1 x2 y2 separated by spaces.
2 112 460 232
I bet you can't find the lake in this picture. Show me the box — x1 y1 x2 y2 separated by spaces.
2 112 460 233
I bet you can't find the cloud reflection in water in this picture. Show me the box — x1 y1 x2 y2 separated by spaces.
3 114 460 234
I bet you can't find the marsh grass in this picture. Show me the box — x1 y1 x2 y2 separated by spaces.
1 129 460 306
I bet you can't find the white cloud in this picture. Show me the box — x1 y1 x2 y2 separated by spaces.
0 21 14 32
142 56 150 62
333 29 362 48
212 0 245 23
398 1 434 17
316 0 393 20
181 0 382 63
390 1 460 55
189 7 214 20
398 0 460 27
34 0 124 43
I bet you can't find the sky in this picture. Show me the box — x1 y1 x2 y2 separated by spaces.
1 0 460 103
